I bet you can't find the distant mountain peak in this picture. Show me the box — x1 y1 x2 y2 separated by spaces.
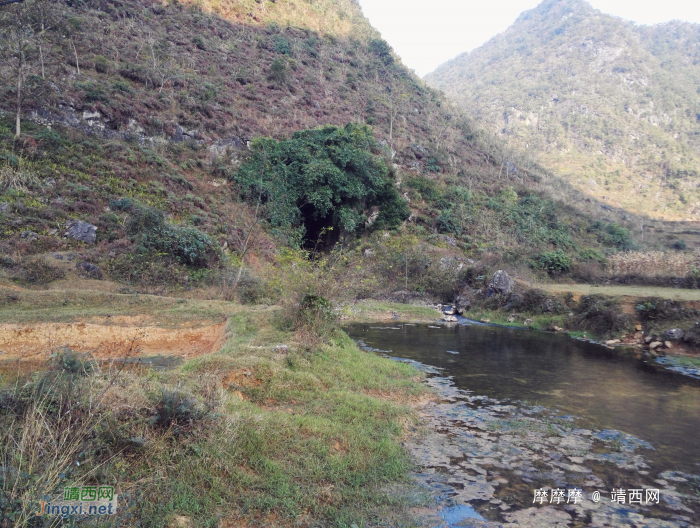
521 0 593 17
426 1 700 220
512 0 599 29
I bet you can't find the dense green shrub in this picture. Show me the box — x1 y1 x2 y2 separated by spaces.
504 194 574 248
635 298 694 321
234 271 277 304
273 36 291 55
109 197 134 211
436 209 460 235
34 128 65 149
573 295 632 336
268 58 287 83
233 123 408 246
371 192 411 230
635 301 657 320
369 38 393 64
125 206 219 268
578 248 606 263
289 293 338 338
531 250 572 275
75 81 108 103
0 151 19 169
94 55 110 73
426 157 441 173
300 294 335 322
405 176 440 200
590 221 635 250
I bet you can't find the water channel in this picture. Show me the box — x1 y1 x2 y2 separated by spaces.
345 321 700 527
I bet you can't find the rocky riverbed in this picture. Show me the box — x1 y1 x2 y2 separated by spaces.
356 341 700 527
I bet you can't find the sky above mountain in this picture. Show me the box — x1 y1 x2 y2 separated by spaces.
358 0 700 76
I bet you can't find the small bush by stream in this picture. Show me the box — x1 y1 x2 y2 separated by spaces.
571 295 633 337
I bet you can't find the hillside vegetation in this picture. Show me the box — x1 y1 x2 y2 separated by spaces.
2 1 700 526
426 0 700 221
0 0 650 299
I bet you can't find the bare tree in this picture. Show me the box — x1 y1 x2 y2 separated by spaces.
146 33 178 93
374 85 408 151
0 0 61 137
229 195 264 285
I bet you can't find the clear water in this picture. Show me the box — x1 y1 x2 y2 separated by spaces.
345 322 700 475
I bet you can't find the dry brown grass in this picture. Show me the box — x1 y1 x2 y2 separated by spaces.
0 165 38 192
0 367 113 527
171 0 379 40
607 250 700 277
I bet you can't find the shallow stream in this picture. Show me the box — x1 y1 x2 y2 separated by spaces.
345 321 700 527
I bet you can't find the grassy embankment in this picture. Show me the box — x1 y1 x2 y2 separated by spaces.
339 300 442 324
0 289 438 527
541 283 700 301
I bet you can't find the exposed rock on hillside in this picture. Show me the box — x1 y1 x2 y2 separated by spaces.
65 220 97 245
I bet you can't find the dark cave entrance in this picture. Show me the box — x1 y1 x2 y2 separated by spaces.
300 203 342 250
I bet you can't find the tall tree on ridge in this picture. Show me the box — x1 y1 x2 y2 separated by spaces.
0 0 61 137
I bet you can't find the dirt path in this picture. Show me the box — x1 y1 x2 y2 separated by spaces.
539 283 700 301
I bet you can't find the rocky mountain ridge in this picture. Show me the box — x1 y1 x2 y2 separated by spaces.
426 0 700 220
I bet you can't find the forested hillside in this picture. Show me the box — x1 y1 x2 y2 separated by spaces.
426 0 700 220
0 0 641 298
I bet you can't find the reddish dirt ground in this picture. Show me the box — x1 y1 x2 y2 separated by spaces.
0 321 226 361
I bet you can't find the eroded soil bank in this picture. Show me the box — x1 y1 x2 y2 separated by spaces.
0 320 226 361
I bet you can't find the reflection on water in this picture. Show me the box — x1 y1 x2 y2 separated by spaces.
345 322 700 473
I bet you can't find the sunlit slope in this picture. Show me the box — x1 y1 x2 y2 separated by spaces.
426 0 700 220
168 0 379 40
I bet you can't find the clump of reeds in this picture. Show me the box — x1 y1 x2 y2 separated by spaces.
0 165 38 192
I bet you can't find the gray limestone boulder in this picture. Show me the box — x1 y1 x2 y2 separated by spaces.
65 220 97 245
454 294 472 314
488 270 512 296
665 328 684 341
20 230 38 241
76 262 103 280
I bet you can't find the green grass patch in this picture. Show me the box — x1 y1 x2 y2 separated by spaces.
542 283 700 301
0 286 236 325
340 300 441 323
669 356 700 368
127 315 429 525
0 304 429 527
